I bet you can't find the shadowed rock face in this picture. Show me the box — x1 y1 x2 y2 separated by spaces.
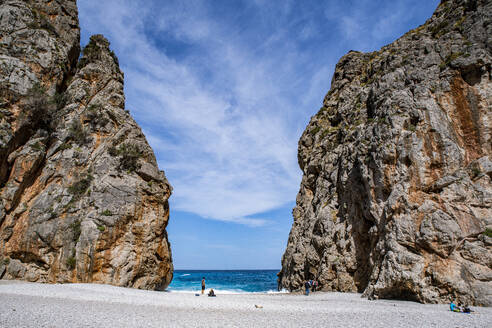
279 0 491 305
0 1 173 290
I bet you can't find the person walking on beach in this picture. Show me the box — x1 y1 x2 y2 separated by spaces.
304 280 311 296
312 280 318 292
201 277 206 295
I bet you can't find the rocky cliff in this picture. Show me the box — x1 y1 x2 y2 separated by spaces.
0 0 173 290
279 0 491 305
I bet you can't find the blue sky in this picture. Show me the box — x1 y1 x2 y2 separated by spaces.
78 0 439 269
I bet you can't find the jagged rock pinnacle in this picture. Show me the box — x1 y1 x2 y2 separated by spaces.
0 0 173 290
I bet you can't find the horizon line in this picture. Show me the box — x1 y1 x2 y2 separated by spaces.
173 269 281 271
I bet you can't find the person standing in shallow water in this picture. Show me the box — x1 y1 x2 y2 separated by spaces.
304 280 310 296
201 277 206 295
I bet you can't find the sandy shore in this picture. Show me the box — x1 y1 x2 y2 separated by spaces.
0 280 490 327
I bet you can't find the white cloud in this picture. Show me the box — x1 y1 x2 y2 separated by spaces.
340 16 361 40
78 0 312 226
78 0 438 226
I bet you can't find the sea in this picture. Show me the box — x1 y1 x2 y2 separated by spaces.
167 270 283 294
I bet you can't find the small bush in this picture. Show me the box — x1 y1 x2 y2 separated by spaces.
66 256 76 270
51 92 67 110
439 52 464 71
59 142 72 151
97 225 105 232
70 220 81 242
431 20 449 38
86 104 109 128
3 257 10 265
101 209 112 216
120 144 143 172
108 145 118 157
484 228 492 238
87 104 101 112
68 174 93 197
471 167 481 178
68 120 89 145
22 83 52 127
453 16 466 33
31 141 43 151
110 143 143 172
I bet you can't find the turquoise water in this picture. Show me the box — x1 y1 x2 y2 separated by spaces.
167 270 282 293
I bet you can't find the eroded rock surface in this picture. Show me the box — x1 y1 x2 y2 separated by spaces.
0 0 173 290
279 0 491 305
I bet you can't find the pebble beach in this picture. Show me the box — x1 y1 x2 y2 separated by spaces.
0 280 490 327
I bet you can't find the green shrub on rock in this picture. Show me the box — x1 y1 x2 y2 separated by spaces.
108 143 143 172
59 142 72 151
31 141 43 151
86 104 109 128
68 120 89 145
101 209 112 216
21 83 53 128
70 220 81 242
66 256 76 270
51 91 67 110
119 143 143 172
68 173 93 197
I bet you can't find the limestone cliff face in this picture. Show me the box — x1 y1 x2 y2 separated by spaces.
0 0 173 290
279 0 491 305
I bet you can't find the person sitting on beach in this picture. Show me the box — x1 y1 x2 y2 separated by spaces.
208 289 216 297
450 301 461 312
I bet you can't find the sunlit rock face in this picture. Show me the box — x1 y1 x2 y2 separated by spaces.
0 0 173 290
279 0 491 305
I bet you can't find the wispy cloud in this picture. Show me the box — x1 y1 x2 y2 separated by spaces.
78 0 439 227
78 0 313 226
